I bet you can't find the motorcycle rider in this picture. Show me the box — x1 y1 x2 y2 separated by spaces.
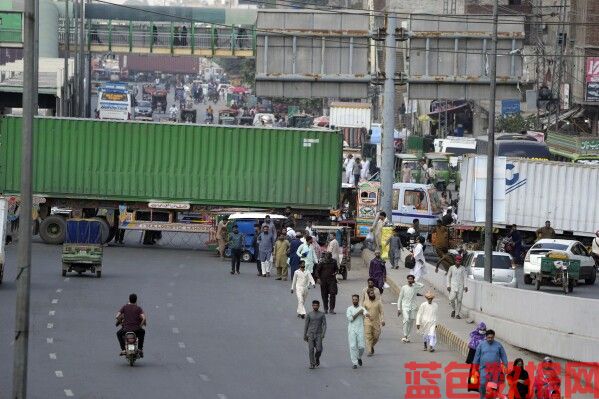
116 293 146 357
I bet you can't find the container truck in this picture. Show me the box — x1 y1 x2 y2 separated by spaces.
0 116 342 245
456 155 599 245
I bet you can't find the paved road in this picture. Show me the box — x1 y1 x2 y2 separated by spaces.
1 241 464 399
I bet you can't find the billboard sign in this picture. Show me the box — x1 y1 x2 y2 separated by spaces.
585 57 599 82
501 99 521 115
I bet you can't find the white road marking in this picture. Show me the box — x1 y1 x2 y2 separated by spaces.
51 299 59 304
167 303 173 308
340 379 351 387
217 395 227 399
172 327 180 334
167 292 173 297
49 310 55 316
64 389 74 397
169 315 175 321
178 342 186 349
49 353 57 360
199 374 210 382
168 281 175 287
186 357 196 364
47 323 54 329
55 370 64 378
56 289 63 293
46 337 54 344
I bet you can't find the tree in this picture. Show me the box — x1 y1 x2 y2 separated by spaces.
495 113 536 133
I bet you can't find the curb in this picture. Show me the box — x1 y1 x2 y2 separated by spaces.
362 248 471 359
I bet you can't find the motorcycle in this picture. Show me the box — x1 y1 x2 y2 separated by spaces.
122 332 141 367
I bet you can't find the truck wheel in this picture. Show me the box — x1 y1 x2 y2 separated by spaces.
39 215 67 245
585 271 596 285
96 271 102 278
92 217 111 244
524 274 532 285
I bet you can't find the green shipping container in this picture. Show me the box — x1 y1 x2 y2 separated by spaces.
0 117 342 209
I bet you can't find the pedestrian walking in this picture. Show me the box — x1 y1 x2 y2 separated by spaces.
216 219 228 259
447 254 468 318
228 224 245 275
262 215 277 239
473 329 508 399
386 228 403 269
431 220 449 257
181 25 188 46
506 358 531 399
289 232 303 277
346 294 367 369
413 236 427 281
296 235 318 275
368 250 387 294
252 224 262 276
291 261 315 319
371 211 387 251
360 158 371 181
344 154 354 185
352 158 362 186
274 234 290 280
257 224 276 277
416 291 438 352
467 322 487 393
304 300 326 369
326 233 341 264
397 274 424 343
363 288 385 356
315 252 338 314
360 278 381 305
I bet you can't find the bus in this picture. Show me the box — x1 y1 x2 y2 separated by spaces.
476 133 551 159
96 83 133 121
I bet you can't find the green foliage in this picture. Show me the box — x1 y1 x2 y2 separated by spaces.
496 113 537 132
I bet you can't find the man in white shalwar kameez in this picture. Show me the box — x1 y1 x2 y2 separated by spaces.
346 294 368 369
345 155 355 185
447 255 469 319
327 234 341 264
413 236 427 281
416 291 438 352
291 261 315 319
397 274 424 342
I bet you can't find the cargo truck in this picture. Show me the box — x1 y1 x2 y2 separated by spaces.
0 117 342 245
456 155 599 245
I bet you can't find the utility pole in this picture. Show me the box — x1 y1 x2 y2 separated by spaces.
380 13 396 219
11 0 36 396
78 0 85 117
63 0 70 116
85 1 91 117
483 0 499 284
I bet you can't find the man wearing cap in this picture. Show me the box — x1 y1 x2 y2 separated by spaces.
368 250 387 294
397 274 424 343
416 291 438 352
447 255 469 319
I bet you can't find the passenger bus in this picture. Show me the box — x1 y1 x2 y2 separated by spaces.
96 83 133 121
476 133 551 159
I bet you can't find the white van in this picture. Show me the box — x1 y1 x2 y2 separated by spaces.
391 183 443 227
96 83 133 121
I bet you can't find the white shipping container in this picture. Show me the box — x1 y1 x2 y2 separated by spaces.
329 102 371 129
458 156 599 237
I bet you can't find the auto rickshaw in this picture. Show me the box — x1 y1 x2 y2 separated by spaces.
312 225 352 280
424 152 453 192
394 153 421 183
533 251 580 294
62 219 103 278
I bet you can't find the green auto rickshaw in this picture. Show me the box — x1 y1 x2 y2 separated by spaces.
425 152 453 192
62 219 103 278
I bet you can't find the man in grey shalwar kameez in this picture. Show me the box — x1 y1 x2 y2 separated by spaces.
257 224 276 277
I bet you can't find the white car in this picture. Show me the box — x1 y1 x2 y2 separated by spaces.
463 251 518 288
523 239 597 285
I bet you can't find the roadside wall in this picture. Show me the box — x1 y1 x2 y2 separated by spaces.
421 263 599 362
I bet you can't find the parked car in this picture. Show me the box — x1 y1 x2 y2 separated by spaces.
134 100 153 120
463 251 518 288
523 239 597 285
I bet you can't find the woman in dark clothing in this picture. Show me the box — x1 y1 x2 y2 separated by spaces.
467 322 487 392
507 358 531 399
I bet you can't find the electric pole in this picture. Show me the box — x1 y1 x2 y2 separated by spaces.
12 0 36 396
380 13 396 219
79 0 85 117
483 0 499 283
63 0 70 116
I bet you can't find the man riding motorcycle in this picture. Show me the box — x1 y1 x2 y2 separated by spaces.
116 293 146 357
